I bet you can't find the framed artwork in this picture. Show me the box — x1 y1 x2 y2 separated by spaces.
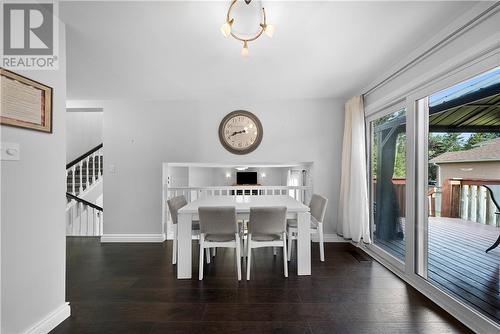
0 68 53 133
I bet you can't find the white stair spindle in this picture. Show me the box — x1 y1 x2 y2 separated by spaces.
86 205 90 236
93 153 97 182
97 150 101 179
71 166 76 195
85 157 90 188
100 212 104 235
79 161 83 194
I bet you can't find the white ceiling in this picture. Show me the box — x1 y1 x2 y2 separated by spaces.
61 1 477 101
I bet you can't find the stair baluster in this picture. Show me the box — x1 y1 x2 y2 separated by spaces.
86 157 90 189
72 166 76 195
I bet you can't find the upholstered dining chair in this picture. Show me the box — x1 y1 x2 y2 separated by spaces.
287 194 328 262
167 195 200 265
198 206 241 280
246 206 288 280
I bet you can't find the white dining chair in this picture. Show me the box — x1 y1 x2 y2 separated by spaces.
198 206 241 281
167 195 202 265
246 206 288 280
287 194 328 262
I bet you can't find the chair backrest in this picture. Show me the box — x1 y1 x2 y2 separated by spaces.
484 185 500 210
198 206 237 235
310 194 328 223
167 195 188 225
248 206 287 235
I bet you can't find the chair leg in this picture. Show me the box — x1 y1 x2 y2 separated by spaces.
172 233 177 265
199 237 204 280
235 234 241 281
283 233 288 278
243 236 247 258
246 236 252 280
318 223 325 262
240 238 245 258
206 248 211 264
287 231 293 261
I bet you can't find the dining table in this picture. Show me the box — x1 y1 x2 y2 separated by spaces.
176 195 311 279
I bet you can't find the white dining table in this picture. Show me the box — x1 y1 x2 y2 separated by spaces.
176 195 311 279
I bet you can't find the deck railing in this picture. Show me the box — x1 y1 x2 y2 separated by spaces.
372 178 499 227
432 178 500 227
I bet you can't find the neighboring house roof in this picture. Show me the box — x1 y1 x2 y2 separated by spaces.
430 137 500 164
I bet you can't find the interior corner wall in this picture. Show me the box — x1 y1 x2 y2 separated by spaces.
0 24 68 334
66 111 103 162
99 98 344 236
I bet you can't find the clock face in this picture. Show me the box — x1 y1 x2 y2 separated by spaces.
219 111 263 155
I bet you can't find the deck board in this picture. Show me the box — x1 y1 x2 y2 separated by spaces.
374 217 500 323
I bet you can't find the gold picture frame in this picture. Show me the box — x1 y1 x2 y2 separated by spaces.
0 68 53 133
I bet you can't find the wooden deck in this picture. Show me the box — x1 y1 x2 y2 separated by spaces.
375 217 500 323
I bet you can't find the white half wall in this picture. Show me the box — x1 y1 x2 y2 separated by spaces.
1 25 69 334
66 110 102 162
73 98 344 237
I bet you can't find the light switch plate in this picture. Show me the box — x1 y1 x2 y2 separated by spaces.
1 142 20 161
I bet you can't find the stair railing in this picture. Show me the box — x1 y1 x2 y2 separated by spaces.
66 143 103 236
66 143 103 196
66 193 103 236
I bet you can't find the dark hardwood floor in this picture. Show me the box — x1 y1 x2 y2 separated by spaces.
51 237 472 334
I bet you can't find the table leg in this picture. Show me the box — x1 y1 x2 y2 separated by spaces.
297 211 311 275
177 212 192 279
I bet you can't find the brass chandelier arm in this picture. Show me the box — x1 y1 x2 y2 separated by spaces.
226 0 267 43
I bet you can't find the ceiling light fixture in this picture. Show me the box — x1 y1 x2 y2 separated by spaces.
221 0 275 56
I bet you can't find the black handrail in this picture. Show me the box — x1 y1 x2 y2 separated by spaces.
66 143 103 170
66 193 103 211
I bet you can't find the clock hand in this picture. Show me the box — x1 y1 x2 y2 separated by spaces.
229 130 246 137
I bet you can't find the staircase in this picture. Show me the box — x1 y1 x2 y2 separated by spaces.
67 144 103 196
66 144 104 236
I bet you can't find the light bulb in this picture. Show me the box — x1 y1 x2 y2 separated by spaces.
265 24 275 38
241 41 249 57
220 21 231 38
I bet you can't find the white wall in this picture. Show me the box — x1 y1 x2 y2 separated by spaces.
94 98 344 236
168 166 189 187
66 111 102 162
1 26 69 334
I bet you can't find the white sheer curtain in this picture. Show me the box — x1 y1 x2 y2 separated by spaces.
337 96 371 243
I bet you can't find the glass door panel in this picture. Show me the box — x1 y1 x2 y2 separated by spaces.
370 108 407 262
420 66 500 324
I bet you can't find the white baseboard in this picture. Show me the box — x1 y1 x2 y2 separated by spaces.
100 233 166 243
311 233 347 243
24 302 70 334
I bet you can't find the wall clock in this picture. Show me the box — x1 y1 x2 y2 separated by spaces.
219 110 263 155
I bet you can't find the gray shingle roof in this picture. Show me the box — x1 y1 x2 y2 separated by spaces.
430 137 500 164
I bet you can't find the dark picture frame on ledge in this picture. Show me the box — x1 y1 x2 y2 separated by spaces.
0 68 53 133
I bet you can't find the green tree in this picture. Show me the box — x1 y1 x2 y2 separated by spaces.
463 132 500 149
393 133 406 178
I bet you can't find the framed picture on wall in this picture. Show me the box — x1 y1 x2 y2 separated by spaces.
0 68 53 133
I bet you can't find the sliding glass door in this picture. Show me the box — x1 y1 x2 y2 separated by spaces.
416 66 500 324
368 105 407 265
